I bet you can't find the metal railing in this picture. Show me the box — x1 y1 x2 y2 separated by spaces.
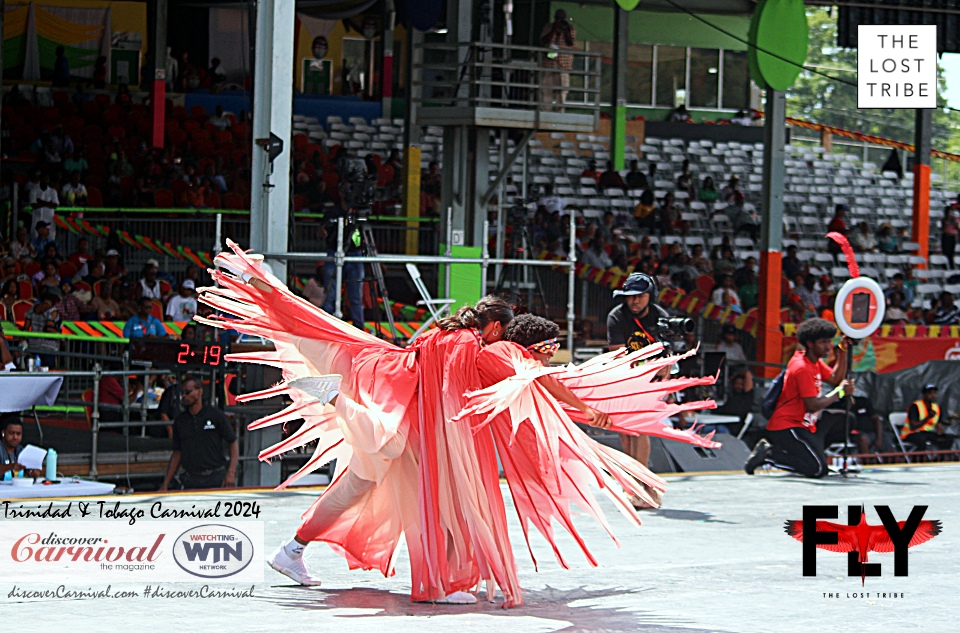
416 41 602 115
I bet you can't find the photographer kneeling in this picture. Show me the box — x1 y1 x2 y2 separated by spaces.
319 159 373 330
744 318 854 478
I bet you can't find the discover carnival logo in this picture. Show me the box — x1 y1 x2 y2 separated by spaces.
0 521 262 583
173 524 254 579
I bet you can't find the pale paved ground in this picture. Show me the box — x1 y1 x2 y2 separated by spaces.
3 464 958 633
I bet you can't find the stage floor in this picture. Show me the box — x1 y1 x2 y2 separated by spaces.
3 464 958 633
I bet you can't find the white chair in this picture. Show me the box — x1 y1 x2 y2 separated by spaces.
888 412 913 461
405 264 456 343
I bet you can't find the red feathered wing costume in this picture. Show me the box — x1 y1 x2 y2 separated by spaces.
198 240 717 607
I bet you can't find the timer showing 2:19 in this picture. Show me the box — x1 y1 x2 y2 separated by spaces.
176 343 223 366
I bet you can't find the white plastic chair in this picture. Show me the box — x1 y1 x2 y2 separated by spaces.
405 264 456 343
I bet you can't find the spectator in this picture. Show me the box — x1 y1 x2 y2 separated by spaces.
636 235 656 260
712 247 737 278
33 259 60 292
668 104 692 122
625 160 648 190
176 51 201 91
884 290 910 324
64 148 89 178
207 57 227 87
782 244 803 281
67 237 94 275
537 183 565 213
580 238 612 269
744 318 854 478
844 391 894 455
30 175 59 232
632 189 656 231
942 206 958 269
1 279 18 313
782 292 813 324
851 221 877 253
41 243 63 268
50 126 74 156
720 175 744 206
205 163 228 194
539 9 576 111
209 105 232 131
23 170 41 203
654 192 679 236
92 56 107 89
166 280 198 321
877 223 897 254
25 287 62 368
123 296 167 339
698 176 718 203
732 256 756 288
581 159 600 184
55 280 96 321
927 291 960 325
712 324 747 363
598 160 626 191
90 279 120 319
713 369 755 429
9 227 36 262
826 204 848 257
136 260 164 300
796 273 821 312
103 249 124 279
690 244 712 276
61 170 88 206
159 375 238 490
901 384 954 452
737 268 759 311
596 211 616 244
52 46 70 87
676 160 694 196
711 274 742 313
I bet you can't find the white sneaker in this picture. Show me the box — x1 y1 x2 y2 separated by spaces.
267 545 322 586
435 591 477 604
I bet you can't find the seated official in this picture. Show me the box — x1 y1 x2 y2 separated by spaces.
159 375 238 491
1 419 42 479
714 369 755 435
901 384 955 452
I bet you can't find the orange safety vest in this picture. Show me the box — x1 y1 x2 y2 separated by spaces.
902 400 940 439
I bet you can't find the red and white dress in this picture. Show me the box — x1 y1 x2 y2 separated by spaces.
199 240 718 607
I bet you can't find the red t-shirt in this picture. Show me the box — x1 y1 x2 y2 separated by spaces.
827 217 846 234
766 350 832 433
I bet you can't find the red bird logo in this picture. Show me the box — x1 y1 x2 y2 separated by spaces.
785 511 941 585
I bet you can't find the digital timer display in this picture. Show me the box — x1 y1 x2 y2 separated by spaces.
129 339 230 368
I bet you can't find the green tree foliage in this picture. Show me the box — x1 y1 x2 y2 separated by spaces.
786 8 954 147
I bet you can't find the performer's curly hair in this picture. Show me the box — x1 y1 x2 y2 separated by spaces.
796 317 837 346
503 314 559 348
438 295 514 331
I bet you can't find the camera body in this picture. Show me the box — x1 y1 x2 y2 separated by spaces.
338 156 375 213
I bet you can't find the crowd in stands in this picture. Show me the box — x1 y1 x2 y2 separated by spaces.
0 226 215 367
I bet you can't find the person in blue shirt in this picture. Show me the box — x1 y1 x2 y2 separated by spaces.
31 221 60 257
123 297 168 339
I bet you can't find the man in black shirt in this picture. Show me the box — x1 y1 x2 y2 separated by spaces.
160 375 238 491
319 199 365 328
606 273 670 507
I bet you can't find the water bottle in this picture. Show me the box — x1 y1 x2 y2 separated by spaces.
34 355 42 371
46 448 57 481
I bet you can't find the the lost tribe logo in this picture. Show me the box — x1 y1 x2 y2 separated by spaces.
784 505 941 584
173 524 255 579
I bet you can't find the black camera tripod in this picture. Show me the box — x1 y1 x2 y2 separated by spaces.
356 219 401 344
494 212 549 314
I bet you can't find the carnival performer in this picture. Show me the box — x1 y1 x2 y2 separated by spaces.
196 240 717 608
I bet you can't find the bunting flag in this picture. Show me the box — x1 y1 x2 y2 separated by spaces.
54 215 219 267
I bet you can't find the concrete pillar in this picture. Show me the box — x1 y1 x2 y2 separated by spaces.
150 0 167 149
757 89 786 376
250 0 295 280
610 6 628 170
402 28 422 254
912 108 932 268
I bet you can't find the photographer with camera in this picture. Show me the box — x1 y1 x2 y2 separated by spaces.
539 9 576 111
318 157 374 330
606 272 677 508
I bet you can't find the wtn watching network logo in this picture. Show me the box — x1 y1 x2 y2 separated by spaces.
173 524 255 578
785 505 941 585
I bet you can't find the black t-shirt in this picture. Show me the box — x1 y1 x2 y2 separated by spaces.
323 206 362 253
172 405 236 474
606 302 667 352
158 385 180 421
716 388 754 420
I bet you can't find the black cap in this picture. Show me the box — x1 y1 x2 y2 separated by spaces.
35 220 50 230
614 272 656 297
923 383 938 393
